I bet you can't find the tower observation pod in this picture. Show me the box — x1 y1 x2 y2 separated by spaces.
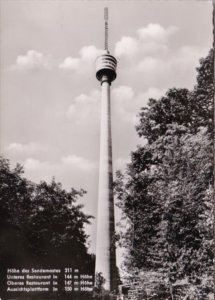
95 7 118 292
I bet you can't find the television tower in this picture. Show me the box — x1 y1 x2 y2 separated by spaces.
95 7 117 292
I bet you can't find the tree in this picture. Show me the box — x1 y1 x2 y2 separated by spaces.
193 48 214 133
136 88 195 143
0 156 94 269
136 49 214 142
115 49 214 299
23 179 93 268
0 158 34 266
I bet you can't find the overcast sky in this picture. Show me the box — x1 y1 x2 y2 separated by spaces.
0 0 213 265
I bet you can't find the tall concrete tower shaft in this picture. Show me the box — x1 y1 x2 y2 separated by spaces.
95 8 117 292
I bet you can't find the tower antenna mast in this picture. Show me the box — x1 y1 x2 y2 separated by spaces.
104 7 109 52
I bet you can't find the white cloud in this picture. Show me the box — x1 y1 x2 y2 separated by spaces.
114 23 209 90
115 23 178 58
112 85 136 124
6 142 45 155
24 156 96 173
59 45 103 73
140 87 166 101
79 46 103 62
137 46 208 82
24 158 51 171
115 36 138 57
113 85 135 101
13 50 51 70
171 46 208 71
112 85 166 125
137 56 160 72
66 89 101 123
164 46 206 71
137 23 178 43
24 155 96 185
61 155 96 172
59 57 80 70
24 158 45 172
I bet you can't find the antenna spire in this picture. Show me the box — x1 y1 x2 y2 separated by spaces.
104 7 109 52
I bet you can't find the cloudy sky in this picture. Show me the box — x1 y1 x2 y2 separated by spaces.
0 0 213 263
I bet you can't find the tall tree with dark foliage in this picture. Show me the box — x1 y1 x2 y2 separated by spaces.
0 157 94 269
115 50 214 299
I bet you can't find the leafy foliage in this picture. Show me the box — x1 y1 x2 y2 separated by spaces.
0 157 94 270
115 50 214 299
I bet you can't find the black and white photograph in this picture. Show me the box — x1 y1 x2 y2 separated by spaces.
0 0 213 299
